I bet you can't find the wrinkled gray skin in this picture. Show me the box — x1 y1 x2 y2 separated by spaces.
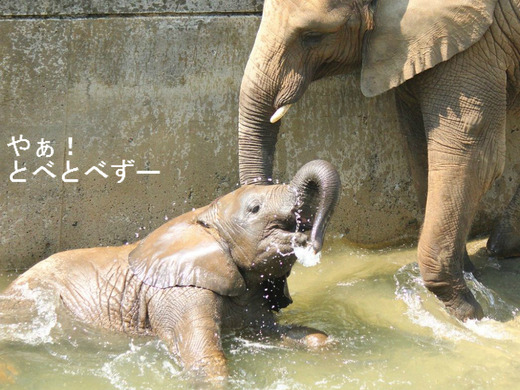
238 0 520 321
1 160 340 382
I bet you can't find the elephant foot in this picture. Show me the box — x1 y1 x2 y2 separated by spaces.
444 289 484 321
187 355 228 384
425 281 484 321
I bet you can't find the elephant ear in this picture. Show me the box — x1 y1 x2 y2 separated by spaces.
360 0 498 97
128 212 246 296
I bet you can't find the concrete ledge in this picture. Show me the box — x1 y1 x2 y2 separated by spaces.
0 0 262 17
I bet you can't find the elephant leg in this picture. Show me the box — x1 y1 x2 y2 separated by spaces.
418 162 488 320
148 287 227 381
396 87 477 274
413 62 507 321
487 184 520 258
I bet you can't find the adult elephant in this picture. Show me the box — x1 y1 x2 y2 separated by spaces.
238 0 520 321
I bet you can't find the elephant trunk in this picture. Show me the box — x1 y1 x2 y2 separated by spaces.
238 71 281 185
238 30 309 185
290 160 341 252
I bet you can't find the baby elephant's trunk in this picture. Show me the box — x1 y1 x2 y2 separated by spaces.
290 160 341 252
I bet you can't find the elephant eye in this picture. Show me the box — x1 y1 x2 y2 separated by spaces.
301 32 327 48
249 204 261 214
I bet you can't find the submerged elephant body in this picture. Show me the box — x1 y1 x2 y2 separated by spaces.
238 0 520 320
2 160 340 380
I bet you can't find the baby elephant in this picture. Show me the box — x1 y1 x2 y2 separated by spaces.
2 160 340 381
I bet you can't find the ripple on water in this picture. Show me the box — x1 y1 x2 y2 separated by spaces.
1 245 520 389
98 340 181 390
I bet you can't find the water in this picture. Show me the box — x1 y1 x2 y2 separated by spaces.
1 238 520 389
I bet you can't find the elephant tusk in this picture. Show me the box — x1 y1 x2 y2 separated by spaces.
270 104 292 123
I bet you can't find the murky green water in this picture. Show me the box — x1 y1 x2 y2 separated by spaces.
1 239 520 389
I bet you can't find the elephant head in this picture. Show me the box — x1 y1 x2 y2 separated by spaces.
129 160 340 303
238 0 497 184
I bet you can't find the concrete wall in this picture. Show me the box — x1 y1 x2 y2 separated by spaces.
1 1 519 270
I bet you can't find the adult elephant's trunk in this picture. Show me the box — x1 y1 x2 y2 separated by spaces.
238 9 283 186
238 26 309 185
290 160 341 252
238 71 281 185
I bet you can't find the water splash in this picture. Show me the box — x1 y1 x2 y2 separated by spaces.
229 337 287 355
291 199 321 267
394 263 516 342
294 245 321 267
0 283 60 345
464 271 518 322
395 266 475 342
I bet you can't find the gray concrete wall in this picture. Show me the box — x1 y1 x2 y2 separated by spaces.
1 1 519 270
